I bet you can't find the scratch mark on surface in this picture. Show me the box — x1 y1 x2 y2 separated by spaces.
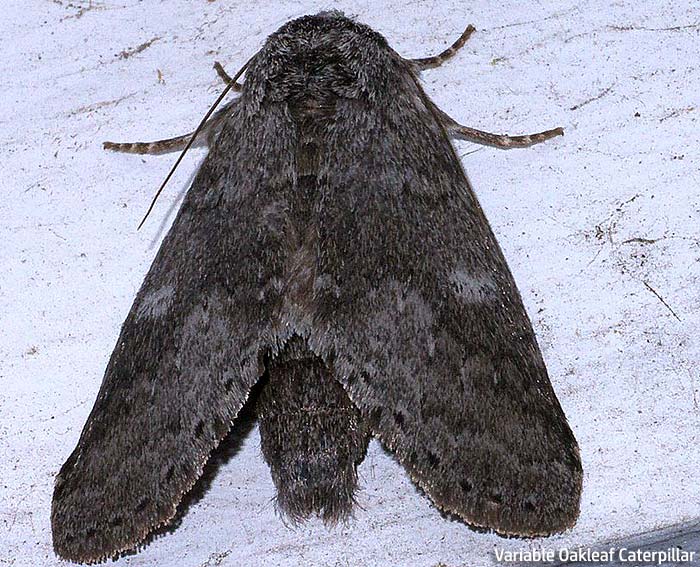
642 280 681 321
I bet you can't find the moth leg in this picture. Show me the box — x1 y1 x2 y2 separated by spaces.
103 61 244 155
409 24 476 70
103 132 201 155
434 104 564 148
213 61 243 91
103 99 237 155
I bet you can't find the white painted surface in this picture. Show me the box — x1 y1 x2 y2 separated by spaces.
2 1 699 565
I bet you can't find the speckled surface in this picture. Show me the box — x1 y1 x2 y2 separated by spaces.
2 1 699 565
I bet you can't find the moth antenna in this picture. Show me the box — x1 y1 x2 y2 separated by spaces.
213 61 244 91
137 58 251 230
410 24 476 70
433 104 564 148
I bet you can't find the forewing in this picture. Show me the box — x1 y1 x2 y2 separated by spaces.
52 101 295 562
310 58 582 536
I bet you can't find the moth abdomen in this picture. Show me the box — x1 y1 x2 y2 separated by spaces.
257 336 370 523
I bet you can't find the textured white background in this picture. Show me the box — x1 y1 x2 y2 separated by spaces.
2 1 699 566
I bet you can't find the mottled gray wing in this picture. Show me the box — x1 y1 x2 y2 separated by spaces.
51 101 295 562
310 60 582 536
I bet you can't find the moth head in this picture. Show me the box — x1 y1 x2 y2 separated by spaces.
244 11 404 106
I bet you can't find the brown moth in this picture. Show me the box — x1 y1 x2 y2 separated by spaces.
52 11 581 564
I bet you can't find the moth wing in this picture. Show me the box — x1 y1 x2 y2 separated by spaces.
52 105 292 562
312 65 581 535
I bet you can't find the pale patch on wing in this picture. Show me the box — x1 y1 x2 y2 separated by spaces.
174 289 261 399
135 284 175 321
451 268 499 304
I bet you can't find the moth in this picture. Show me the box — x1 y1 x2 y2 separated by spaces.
52 11 582 564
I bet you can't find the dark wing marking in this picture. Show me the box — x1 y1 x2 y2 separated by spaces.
51 100 297 563
309 55 582 536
